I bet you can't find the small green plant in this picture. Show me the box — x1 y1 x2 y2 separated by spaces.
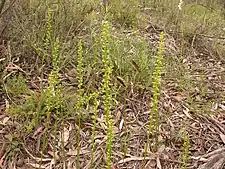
143 31 165 167
42 37 62 153
42 7 53 65
181 125 191 169
77 40 84 95
149 31 165 148
121 130 130 160
3 73 30 99
75 39 85 169
90 92 100 168
4 133 21 164
101 20 114 169
45 37 62 115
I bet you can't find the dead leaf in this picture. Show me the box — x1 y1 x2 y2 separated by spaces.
0 58 6 62
23 145 52 162
148 159 157 168
47 151 59 161
156 157 162 169
157 145 165 154
118 156 154 164
111 164 120 169
171 93 185 102
131 60 141 73
0 153 6 167
33 126 43 138
67 149 90 156
219 134 225 144
116 76 126 87
115 111 121 123
198 153 225 169
219 104 225 110
183 106 193 119
63 126 70 145
119 119 124 131
47 151 54 157
5 99 9 111
2 117 9 125
5 64 24 72
211 103 218 111
27 162 49 169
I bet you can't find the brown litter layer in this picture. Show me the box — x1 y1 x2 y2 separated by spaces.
113 91 225 169
1 90 225 169
185 50 225 117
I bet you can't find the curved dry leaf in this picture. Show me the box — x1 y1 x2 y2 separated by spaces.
219 104 225 110
2 117 9 125
0 153 6 167
63 127 70 145
27 162 50 169
33 126 43 138
116 76 126 87
67 149 90 156
0 58 6 62
171 93 185 102
118 156 154 164
156 157 162 169
23 145 52 162
131 59 141 73
5 99 9 111
119 119 124 131
183 106 193 119
198 153 225 169
219 134 225 144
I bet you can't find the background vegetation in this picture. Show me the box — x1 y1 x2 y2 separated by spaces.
0 0 225 168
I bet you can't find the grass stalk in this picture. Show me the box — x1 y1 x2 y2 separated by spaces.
181 124 191 169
